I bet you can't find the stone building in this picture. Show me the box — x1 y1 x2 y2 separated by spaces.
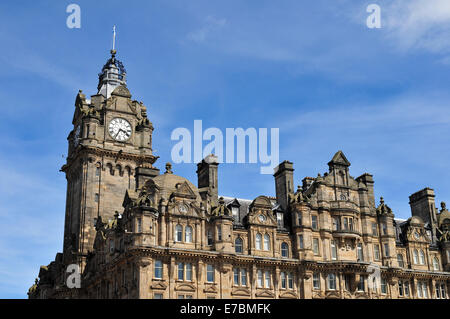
28 48 450 299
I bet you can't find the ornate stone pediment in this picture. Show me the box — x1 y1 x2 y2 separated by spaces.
279 291 297 299
247 196 277 226
255 290 275 298
150 281 167 290
172 181 197 200
204 285 217 293
176 283 195 292
231 288 250 297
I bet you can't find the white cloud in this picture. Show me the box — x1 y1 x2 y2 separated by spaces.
187 16 227 43
384 0 450 53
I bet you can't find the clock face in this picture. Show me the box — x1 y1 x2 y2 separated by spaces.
259 214 266 223
178 204 188 214
109 118 132 142
414 232 420 240
74 126 81 146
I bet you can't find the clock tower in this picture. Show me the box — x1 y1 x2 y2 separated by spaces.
62 47 159 269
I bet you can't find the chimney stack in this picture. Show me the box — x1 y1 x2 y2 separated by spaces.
197 154 219 208
274 161 294 211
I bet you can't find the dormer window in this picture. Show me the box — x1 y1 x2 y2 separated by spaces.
277 213 284 228
232 207 239 220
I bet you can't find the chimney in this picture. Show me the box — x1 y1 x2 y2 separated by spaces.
197 154 219 208
135 166 160 189
274 161 294 211
409 188 438 240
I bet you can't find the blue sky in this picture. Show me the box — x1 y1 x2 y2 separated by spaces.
1 0 450 298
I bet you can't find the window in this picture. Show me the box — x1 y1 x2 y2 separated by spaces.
95 193 99 203
419 250 425 265
298 235 304 249
357 276 366 292
381 278 387 295
433 257 440 271
153 293 163 299
281 242 289 258
357 243 364 261
374 245 381 261
235 237 243 253
257 270 263 288
311 215 318 230
264 271 271 288
298 213 302 226
382 223 387 235
178 294 193 299
399 280 409 297
288 273 293 289
256 233 262 250
263 234 270 251
384 243 390 257
417 281 428 298
207 230 213 246
217 226 222 241
233 268 247 286
372 222 378 236
175 225 183 242
313 238 320 255
109 239 115 254
344 275 351 291
397 254 404 268
331 240 337 260
137 218 142 233
343 217 353 231
95 166 101 177
186 263 192 281
277 213 283 227
178 262 184 280
413 249 419 264
327 273 336 290
232 206 239 220
440 284 447 299
313 273 320 290
241 269 247 286
281 272 286 289
234 268 240 285
333 217 340 231
436 283 441 299
185 226 193 243
154 260 163 279
206 264 214 282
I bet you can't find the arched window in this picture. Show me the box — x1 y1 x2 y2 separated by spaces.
235 237 243 253
433 257 440 271
185 225 193 243
419 250 426 265
413 249 419 264
397 254 404 268
255 233 262 250
263 234 270 251
281 242 289 258
175 225 183 242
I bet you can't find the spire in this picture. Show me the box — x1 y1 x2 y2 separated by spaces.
97 26 127 98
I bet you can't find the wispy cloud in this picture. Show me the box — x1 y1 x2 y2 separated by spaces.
187 15 227 43
384 0 450 54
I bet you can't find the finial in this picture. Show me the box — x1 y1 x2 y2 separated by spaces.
380 197 385 205
441 202 447 211
165 162 173 174
111 25 117 56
